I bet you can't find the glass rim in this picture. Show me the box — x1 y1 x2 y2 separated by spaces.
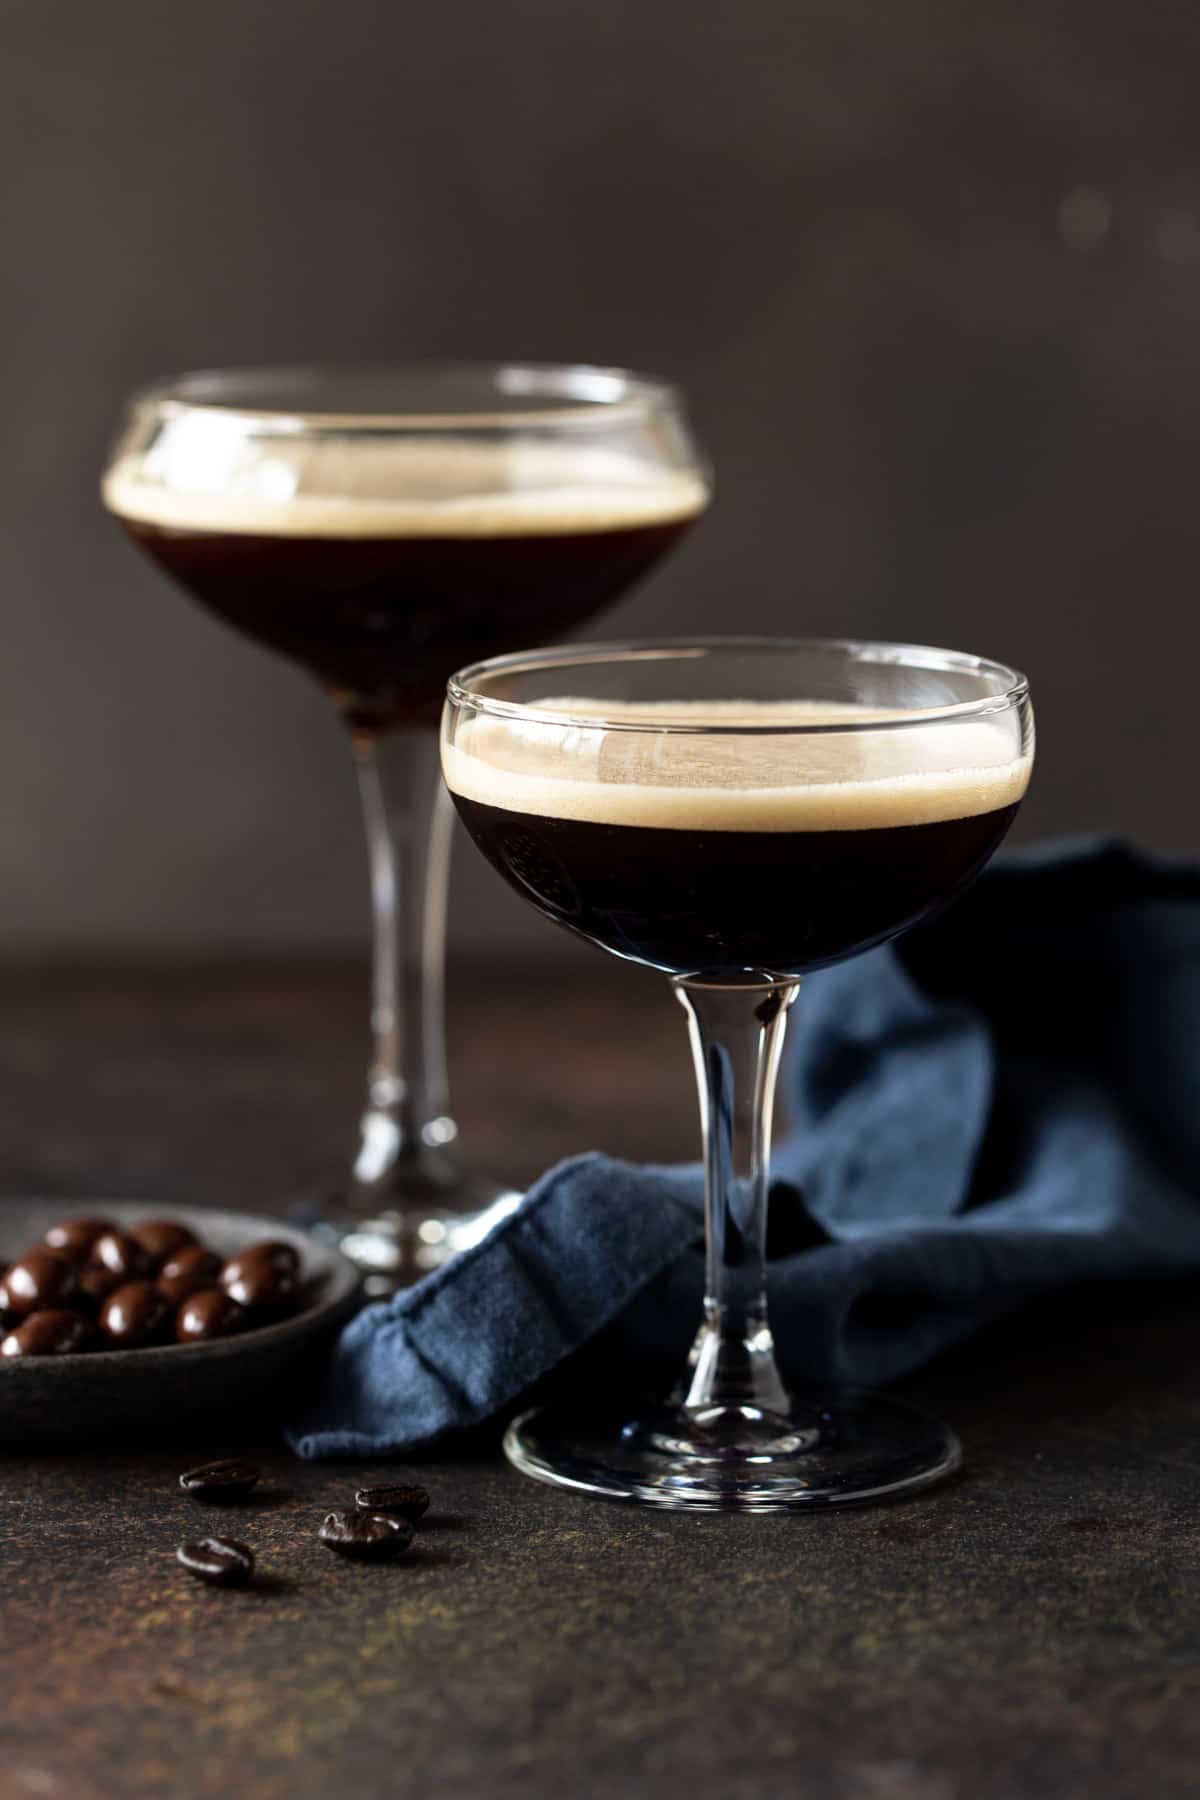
446 636 1031 736
120 361 685 433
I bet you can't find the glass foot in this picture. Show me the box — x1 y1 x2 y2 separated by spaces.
504 1391 961 1511
295 1163 521 1288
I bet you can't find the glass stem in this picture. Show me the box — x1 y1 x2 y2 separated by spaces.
350 729 457 1199
673 978 800 1416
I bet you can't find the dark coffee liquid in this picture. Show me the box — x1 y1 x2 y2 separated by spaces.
450 799 1021 978
122 518 692 733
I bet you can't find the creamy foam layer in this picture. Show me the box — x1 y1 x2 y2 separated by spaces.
444 699 1032 831
103 436 708 538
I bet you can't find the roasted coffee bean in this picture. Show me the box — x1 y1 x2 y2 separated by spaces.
220 1242 299 1313
1 1309 96 1357
99 1280 172 1348
355 1483 429 1522
176 1288 247 1344
130 1220 197 1269
319 1509 413 1560
0 1250 80 1319
176 1538 255 1587
91 1231 152 1280
178 1457 261 1501
44 1216 116 1262
76 1263 124 1311
158 1246 222 1306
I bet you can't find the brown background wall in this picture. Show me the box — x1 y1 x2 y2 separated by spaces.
4 0 1199 957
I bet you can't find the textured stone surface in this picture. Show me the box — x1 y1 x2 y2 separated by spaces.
1 962 1198 1798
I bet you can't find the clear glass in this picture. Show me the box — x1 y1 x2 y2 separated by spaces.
101 365 710 1280
443 638 1034 1509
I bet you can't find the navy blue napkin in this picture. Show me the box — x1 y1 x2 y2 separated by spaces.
290 840 1200 1459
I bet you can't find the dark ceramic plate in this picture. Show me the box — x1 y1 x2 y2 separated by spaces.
0 1201 361 1446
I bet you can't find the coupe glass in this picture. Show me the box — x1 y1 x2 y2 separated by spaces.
101 365 709 1280
443 638 1034 1509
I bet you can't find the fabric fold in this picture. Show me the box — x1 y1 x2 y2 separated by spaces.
290 840 1200 1460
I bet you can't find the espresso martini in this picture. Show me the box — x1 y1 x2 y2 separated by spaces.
103 442 707 732
444 699 1032 979
443 641 1033 1508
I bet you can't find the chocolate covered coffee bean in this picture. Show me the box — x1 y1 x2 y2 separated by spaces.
0 1250 80 1319
130 1220 197 1269
157 1246 222 1306
176 1289 247 1344
99 1281 172 1348
44 1217 116 1262
2 1310 96 1356
91 1231 152 1281
219 1241 299 1314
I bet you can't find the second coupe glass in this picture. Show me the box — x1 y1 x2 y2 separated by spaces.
103 365 709 1277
